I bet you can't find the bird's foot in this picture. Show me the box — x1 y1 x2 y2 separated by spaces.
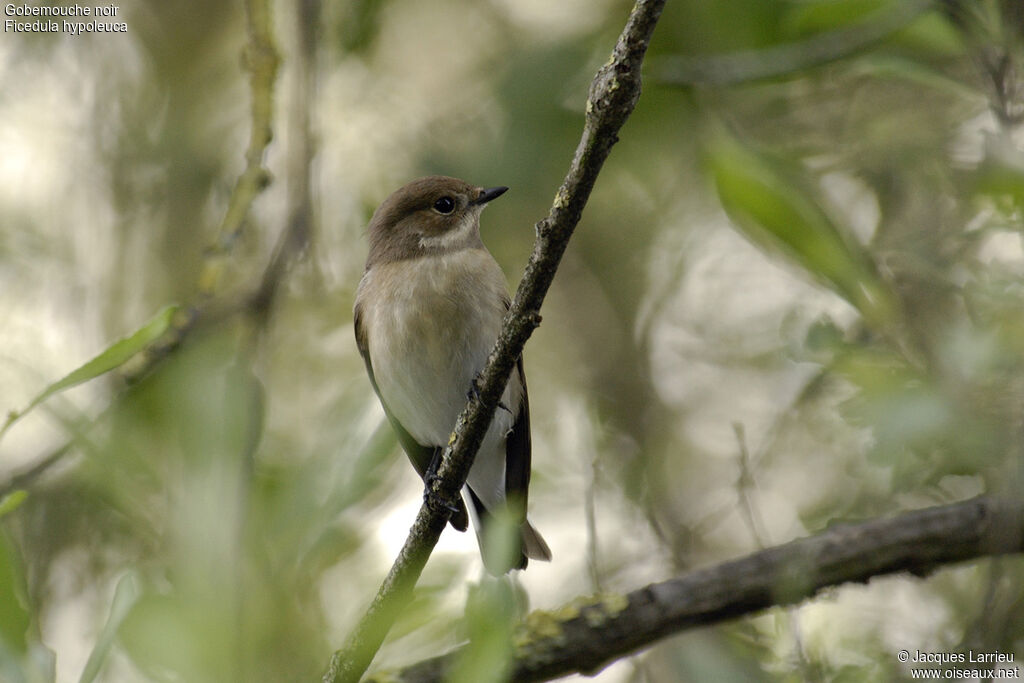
422 478 462 515
466 374 483 402
466 373 513 415
422 450 461 515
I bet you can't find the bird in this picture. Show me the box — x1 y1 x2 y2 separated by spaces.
353 175 551 574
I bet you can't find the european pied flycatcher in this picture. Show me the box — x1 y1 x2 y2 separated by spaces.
354 176 550 574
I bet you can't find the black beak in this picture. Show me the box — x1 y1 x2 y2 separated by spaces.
471 186 509 206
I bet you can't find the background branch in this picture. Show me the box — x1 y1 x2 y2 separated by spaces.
655 0 932 86
251 0 319 321
196 0 280 300
0 0 282 497
322 1 668 681
375 496 1024 683
125 0 281 377
0 443 71 502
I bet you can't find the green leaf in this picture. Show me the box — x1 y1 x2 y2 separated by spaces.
448 579 517 683
0 532 30 656
119 592 232 681
0 491 27 519
782 0 891 37
973 142 1024 208
782 0 963 56
0 305 180 443
888 10 964 56
706 132 898 332
804 316 846 354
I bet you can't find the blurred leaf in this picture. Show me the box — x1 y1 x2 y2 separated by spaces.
0 305 179 443
858 385 951 454
119 591 234 683
335 0 387 54
387 584 452 642
78 572 140 683
832 340 1002 487
804 316 846 354
0 531 30 656
296 524 359 579
888 10 965 55
480 506 521 576
851 55 981 99
972 140 1024 208
782 0 963 56
783 0 892 35
448 580 516 683
660 0 954 87
707 131 898 332
0 491 28 519
832 346 919 395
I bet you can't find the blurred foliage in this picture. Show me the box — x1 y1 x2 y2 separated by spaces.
706 131 899 333
1 0 1024 682
0 305 178 442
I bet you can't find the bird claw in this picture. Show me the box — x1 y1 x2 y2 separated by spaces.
466 374 514 415
423 450 461 515
466 374 483 402
422 473 462 515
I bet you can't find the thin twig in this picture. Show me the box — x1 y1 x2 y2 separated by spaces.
584 452 602 592
198 0 280 299
0 443 72 501
733 423 814 680
733 423 770 550
321 2 668 681
251 0 318 321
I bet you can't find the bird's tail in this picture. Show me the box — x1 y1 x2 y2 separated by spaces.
479 518 551 574
520 520 551 563
467 488 551 573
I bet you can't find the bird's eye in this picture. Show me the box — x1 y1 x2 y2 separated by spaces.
433 196 456 214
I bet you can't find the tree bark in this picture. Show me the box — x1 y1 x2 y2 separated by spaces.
376 496 1024 682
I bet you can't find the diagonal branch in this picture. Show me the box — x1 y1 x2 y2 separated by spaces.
321 1 668 681
372 496 1024 683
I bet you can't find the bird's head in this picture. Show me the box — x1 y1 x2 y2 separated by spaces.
366 175 508 266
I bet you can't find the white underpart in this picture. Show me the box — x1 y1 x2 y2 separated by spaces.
358 247 520 511
417 206 483 250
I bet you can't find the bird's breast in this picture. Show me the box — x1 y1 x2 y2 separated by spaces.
357 249 516 447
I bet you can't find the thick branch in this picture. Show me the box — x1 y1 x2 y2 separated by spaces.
321 2 667 682
375 496 1024 683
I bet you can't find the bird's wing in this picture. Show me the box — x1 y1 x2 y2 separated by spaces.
354 300 469 531
504 354 531 511
504 355 551 564
498 294 531 510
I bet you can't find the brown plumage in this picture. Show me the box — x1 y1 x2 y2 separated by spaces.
354 176 550 573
